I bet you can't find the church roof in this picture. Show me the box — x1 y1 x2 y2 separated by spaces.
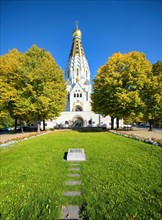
84 79 90 85
71 82 85 93
66 80 71 85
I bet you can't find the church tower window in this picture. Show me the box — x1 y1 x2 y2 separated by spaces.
86 70 88 78
80 93 82 97
74 93 76 97
86 91 88 101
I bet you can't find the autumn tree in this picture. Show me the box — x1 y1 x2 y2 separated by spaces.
23 45 67 131
0 45 67 131
141 61 162 130
92 51 152 129
152 60 162 76
0 49 28 130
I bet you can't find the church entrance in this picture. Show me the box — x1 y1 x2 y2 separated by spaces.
72 116 84 127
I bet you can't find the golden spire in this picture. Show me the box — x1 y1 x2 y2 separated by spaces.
72 21 82 39
76 20 78 29
69 22 85 57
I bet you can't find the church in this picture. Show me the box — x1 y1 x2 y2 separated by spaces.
44 25 123 129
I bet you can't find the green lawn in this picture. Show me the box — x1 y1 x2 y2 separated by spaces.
0 131 162 219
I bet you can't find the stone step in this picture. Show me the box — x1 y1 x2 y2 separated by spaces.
69 168 80 171
65 180 81 185
67 174 80 177
64 191 81 196
61 205 80 220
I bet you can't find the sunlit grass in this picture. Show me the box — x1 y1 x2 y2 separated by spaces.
1 131 162 219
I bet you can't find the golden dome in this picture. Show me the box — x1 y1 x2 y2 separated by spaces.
72 28 82 39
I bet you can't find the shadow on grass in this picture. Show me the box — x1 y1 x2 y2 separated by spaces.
63 152 68 160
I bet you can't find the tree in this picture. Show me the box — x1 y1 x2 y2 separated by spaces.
0 45 67 131
23 45 67 131
141 61 162 131
152 60 162 76
0 49 28 131
92 51 152 128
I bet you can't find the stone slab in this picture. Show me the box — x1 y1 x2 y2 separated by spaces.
65 181 81 185
67 148 86 161
61 205 80 220
64 191 81 196
68 174 80 177
69 168 80 171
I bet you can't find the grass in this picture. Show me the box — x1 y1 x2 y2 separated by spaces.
0 130 162 219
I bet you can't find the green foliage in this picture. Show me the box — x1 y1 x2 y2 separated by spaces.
0 49 25 124
152 60 162 76
0 113 14 129
145 61 162 120
92 51 152 120
1 131 162 219
23 45 67 121
141 74 162 122
0 45 66 127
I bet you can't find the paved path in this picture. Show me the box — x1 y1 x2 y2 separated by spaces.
61 161 82 219
0 131 50 144
117 127 162 140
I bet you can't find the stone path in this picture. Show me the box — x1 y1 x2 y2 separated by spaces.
69 168 80 171
64 191 81 196
114 127 162 140
61 162 82 220
68 174 80 177
61 205 80 220
65 181 81 185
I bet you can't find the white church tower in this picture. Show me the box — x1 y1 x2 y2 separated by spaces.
65 23 92 112
44 23 123 129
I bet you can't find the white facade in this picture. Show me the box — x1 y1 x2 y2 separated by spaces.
44 25 123 129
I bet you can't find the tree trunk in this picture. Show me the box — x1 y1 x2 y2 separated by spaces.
37 121 40 132
20 122 24 133
43 120 46 131
116 118 119 129
14 118 18 132
111 116 114 129
148 120 153 131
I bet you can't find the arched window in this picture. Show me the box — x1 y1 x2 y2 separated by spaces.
74 93 76 97
77 68 79 76
72 105 83 111
86 70 88 78
86 92 88 101
80 93 82 97
77 93 79 97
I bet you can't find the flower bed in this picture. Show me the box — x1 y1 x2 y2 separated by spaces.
0 131 50 147
109 130 162 147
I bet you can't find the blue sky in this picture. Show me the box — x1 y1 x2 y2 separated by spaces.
1 0 161 81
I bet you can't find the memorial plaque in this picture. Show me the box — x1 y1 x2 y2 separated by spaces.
67 148 86 161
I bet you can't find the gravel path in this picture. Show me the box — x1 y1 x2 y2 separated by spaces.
0 131 49 144
117 127 162 140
